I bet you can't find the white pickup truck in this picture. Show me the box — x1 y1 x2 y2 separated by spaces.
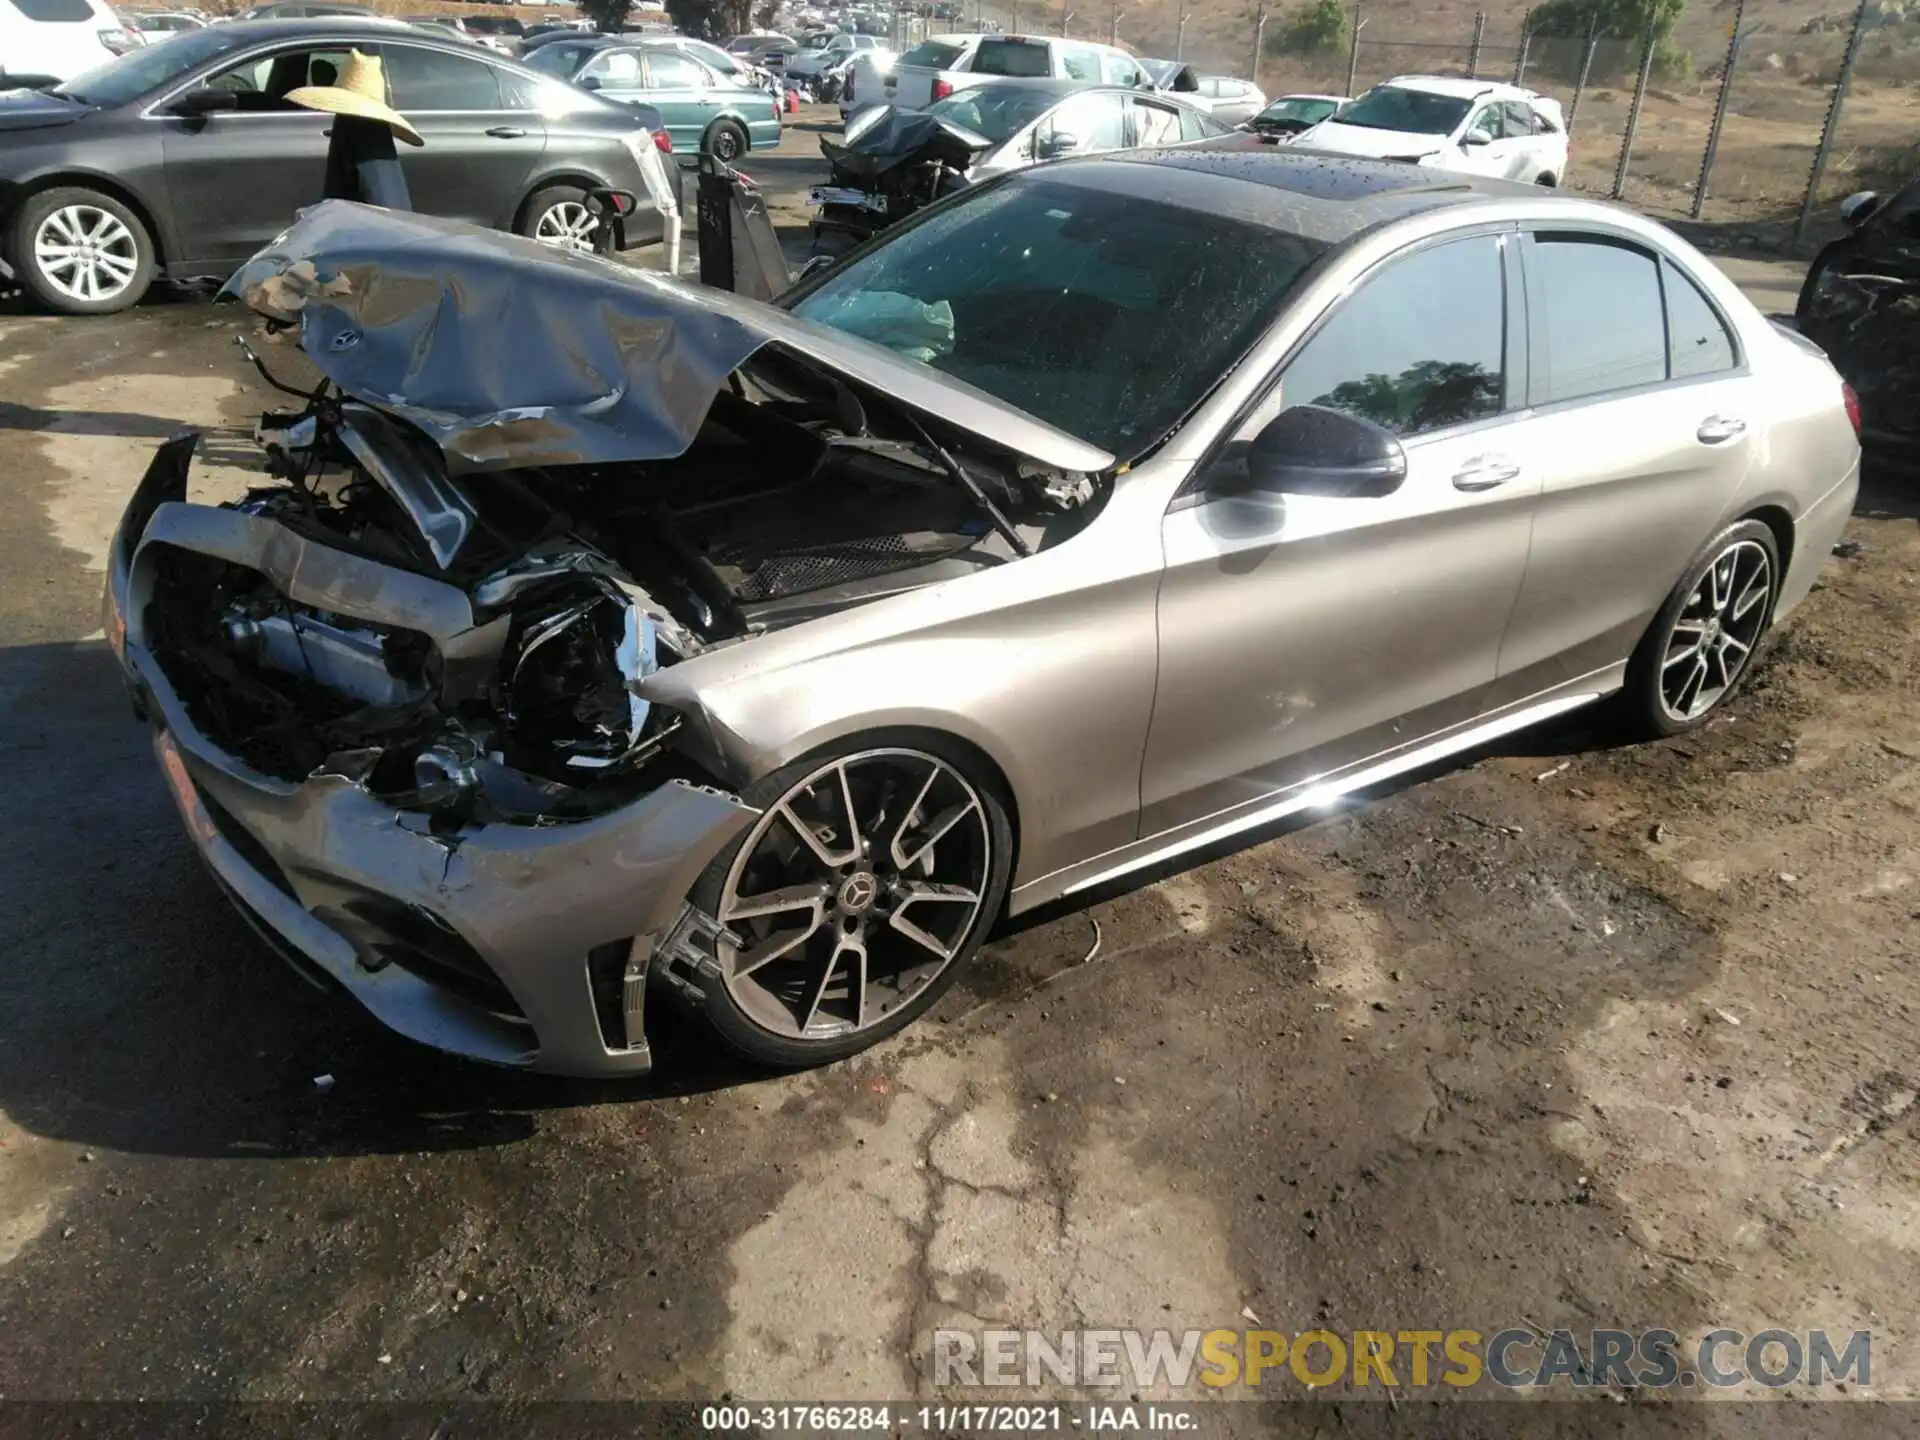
847 32 1149 114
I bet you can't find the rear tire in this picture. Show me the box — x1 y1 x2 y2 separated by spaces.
703 118 749 162
1535 171 1559 187
11 186 155 315
686 731 1014 1070
517 184 600 252
1620 519 1781 739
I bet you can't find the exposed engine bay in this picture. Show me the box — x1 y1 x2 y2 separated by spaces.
144 339 1104 825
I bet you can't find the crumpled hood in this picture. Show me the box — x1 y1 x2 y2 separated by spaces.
825 105 993 180
223 200 1113 476
1291 120 1453 160
0 88 91 131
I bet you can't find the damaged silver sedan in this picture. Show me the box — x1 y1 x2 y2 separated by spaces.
107 149 1861 1075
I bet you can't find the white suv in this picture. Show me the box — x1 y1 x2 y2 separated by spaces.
0 0 138 85
1289 74 1568 186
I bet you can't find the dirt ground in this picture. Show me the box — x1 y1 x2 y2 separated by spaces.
1 149 1918 1430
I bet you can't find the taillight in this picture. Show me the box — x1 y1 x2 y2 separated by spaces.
932 77 953 101
652 129 672 153
1842 381 1861 435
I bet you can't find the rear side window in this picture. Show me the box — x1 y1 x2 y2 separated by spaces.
1282 234 1508 438
383 45 504 109
1663 259 1738 378
1500 100 1537 135
9 0 94 20
1528 234 1668 404
972 38 1051 77
900 40 962 67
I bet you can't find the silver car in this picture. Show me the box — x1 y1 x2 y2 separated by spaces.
105 146 1860 1077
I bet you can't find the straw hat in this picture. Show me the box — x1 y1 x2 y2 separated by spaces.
284 50 424 147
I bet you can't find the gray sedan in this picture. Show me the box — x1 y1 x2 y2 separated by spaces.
106 143 1860 1076
913 78 1228 175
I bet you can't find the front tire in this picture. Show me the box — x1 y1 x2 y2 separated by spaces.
1535 170 1559 187
703 118 749 163
687 732 1014 1069
11 187 154 315
1621 519 1780 738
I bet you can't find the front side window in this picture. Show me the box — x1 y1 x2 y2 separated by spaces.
1104 54 1143 86
788 173 1327 459
1281 234 1507 438
1466 104 1502 141
197 45 358 111
383 44 503 110
1131 98 1182 148
1037 91 1127 155
644 51 707 89
1060 43 1099 81
580 48 643 86
1528 234 1667 404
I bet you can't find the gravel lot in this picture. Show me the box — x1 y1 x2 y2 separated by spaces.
1 126 1916 1424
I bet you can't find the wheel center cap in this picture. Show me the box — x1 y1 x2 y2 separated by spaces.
838 872 879 914
1703 617 1723 646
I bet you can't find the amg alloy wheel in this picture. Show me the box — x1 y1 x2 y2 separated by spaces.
690 739 1012 1067
1624 519 1781 737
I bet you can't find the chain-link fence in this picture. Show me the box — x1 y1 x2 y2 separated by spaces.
959 0 1919 248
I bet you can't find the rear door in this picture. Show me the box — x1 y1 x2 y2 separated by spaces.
1144 230 1540 835
1495 230 1753 687
380 41 545 229
630 49 719 153
157 42 346 263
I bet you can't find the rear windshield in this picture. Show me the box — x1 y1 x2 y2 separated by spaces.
971 38 1050 77
789 173 1326 460
899 39 964 68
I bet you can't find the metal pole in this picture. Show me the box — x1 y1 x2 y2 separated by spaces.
1109 0 1120 43
1511 7 1533 85
1796 0 1872 245
1466 10 1485 78
1691 0 1746 220
1346 6 1364 96
1175 7 1187 57
1250 1 1267 85
1565 12 1598 135
1612 17 1656 200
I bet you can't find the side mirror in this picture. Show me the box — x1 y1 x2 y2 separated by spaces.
1243 404 1406 498
1036 129 1080 159
1462 129 1492 147
1839 190 1882 230
171 86 238 116
579 74 603 90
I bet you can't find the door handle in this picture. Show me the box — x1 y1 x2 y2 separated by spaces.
1452 456 1522 491
485 125 527 139
1696 415 1748 445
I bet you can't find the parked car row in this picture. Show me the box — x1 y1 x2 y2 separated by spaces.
0 17 686 313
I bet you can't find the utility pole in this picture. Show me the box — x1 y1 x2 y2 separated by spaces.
1109 1 1123 44
1174 6 1189 57
1249 0 1267 84
1346 4 1365 96
1060 5 1073 33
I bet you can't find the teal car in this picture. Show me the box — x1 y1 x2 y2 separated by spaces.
525 38 780 163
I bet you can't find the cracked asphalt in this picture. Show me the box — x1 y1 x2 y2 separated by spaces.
2 157 1919 1432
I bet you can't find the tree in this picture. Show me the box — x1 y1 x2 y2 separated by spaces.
663 0 747 39
578 0 635 31
1526 0 1691 77
1266 0 1347 57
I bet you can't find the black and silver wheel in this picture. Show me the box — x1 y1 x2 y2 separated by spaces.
1624 519 1780 737
689 735 1013 1068
519 184 599 253
11 187 155 315
703 118 749 163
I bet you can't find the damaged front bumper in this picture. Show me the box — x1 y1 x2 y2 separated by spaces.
106 436 758 1078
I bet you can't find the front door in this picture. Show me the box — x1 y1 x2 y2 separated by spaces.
1140 230 1540 836
158 43 350 264
380 42 546 230
1455 101 1517 178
